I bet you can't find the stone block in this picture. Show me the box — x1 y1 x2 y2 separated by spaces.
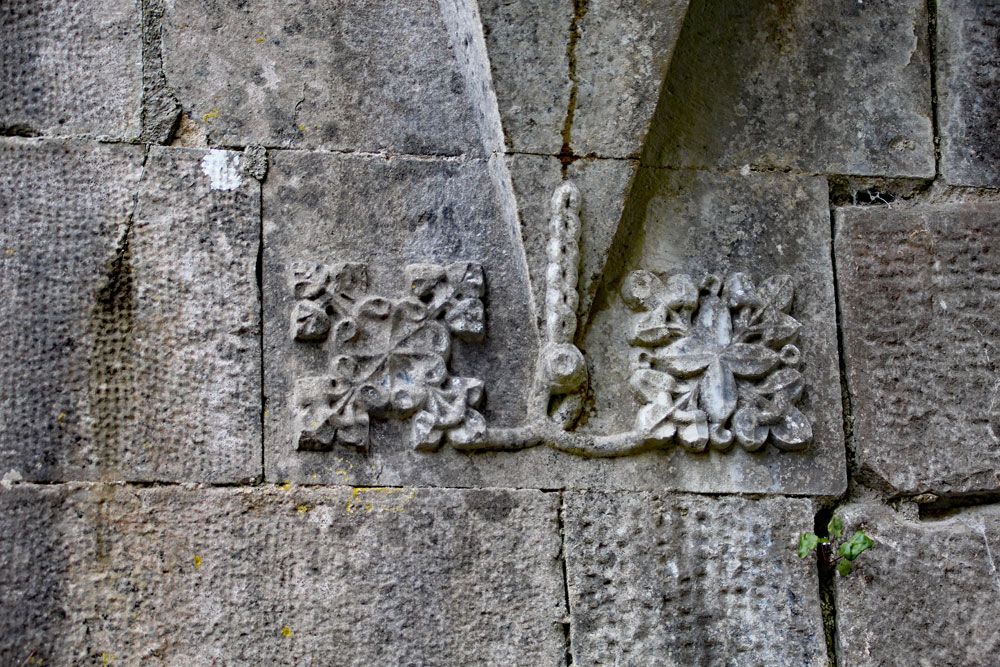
836 202 1000 496
835 502 1000 665
564 491 827 665
162 0 481 155
0 483 565 665
0 0 142 139
937 0 1000 187
650 0 934 177
581 168 846 495
0 140 261 483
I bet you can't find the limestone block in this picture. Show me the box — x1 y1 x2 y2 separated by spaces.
162 0 481 155
572 0 690 158
507 154 636 329
835 502 1000 665
836 203 1000 496
938 0 1000 187
0 483 565 665
581 169 846 495
0 140 261 483
651 0 934 177
0 0 142 138
564 492 827 665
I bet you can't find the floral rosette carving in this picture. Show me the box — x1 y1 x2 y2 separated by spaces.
289 261 487 452
622 271 812 452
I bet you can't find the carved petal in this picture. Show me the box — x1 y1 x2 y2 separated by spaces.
770 407 812 450
658 336 717 376
760 312 801 346
709 422 734 450
446 409 487 449
447 262 485 298
289 262 330 299
291 301 330 341
445 298 485 342
331 263 368 298
629 306 674 346
629 368 676 404
677 419 709 452
721 344 780 378
636 395 674 434
754 367 804 402
757 274 794 313
406 264 447 298
700 359 737 423
336 414 370 449
695 293 732 346
723 272 759 308
411 410 443 452
732 406 769 451
638 416 676 446
621 270 664 311
663 274 698 310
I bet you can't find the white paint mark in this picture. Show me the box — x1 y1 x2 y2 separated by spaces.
200 150 243 191
1 469 22 489
740 164 751 177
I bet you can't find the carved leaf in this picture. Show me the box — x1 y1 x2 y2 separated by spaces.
760 312 801 346
621 270 665 311
754 367 804 401
694 294 732 346
757 275 794 313
406 264 447 299
636 395 674 434
699 359 737 423
289 262 330 299
331 263 368 298
291 301 330 341
629 368 676 404
732 406 768 451
446 410 487 449
447 262 485 298
723 273 760 308
662 274 698 311
629 306 674 346
677 419 709 452
658 337 717 376
721 343 780 378
445 298 485 342
769 407 812 451
411 410 443 452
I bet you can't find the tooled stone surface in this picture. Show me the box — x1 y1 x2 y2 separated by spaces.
835 502 1000 665
0 0 142 139
564 491 827 665
623 271 811 453
836 202 1000 495
162 0 481 154
288 261 488 453
937 0 1000 187
0 483 566 665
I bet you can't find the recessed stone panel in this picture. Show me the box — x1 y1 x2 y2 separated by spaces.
0 0 142 139
162 0 482 155
937 0 1000 187
835 502 1000 665
0 483 565 665
564 492 827 665
836 202 1000 496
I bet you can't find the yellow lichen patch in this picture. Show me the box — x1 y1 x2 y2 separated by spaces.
4 248 14 255
57 413 65 421
281 625 293 637
193 556 202 569
101 653 116 666
345 487 416 514
298 124 307 134
277 480 292 491
201 107 220 124
296 504 311 514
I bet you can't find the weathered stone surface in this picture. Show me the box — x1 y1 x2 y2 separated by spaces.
835 502 1000 665
0 140 260 483
572 0 689 158
263 152 538 484
564 491 826 665
0 0 142 138
162 0 481 154
0 483 565 665
650 0 934 177
507 154 636 329
836 203 1000 496
581 169 846 495
480 0 572 155
937 0 1000 187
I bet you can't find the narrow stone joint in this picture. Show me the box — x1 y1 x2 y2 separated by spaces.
813 506 840 666
556 491 574 666
926 0 942 180
559 0 588 176
918 491 1000 519
140 0 182 144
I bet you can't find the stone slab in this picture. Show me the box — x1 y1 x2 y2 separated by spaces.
0 140 261 483
937 0 1000 187
835 502 1000 665
564 492 826 665
0 483 565 665
0 0 142 139
581 169 846 495
836 202 1000 496
162 0 481 155
650 0 934 177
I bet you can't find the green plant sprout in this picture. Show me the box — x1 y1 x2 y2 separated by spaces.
797 516 874 576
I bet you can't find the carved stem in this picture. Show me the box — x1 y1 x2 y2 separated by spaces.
480 426 653 458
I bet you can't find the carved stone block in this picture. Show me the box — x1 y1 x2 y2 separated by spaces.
564 492 827 665
162 0 481 154
0 483 565 664
0 0 142 139
836 202 1000 496
938 0 1000 187
834 503 1000 665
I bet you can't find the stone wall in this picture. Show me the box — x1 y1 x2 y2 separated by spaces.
1 0 998 664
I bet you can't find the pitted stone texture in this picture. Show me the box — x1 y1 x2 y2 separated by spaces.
651 0 934 176
507 154 636 330
572 0 689 158
835 502 1000 666
938 0 1000 187
0 483 565 665
162 0 481 155
0 139 144 480
263 152 537 485
480 0 572 155
581 169 845 495
564 492 826 666
0 141 260 483
0 0 142 138
836 203 1000 496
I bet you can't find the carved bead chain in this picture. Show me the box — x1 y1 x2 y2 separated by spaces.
544 182 582 344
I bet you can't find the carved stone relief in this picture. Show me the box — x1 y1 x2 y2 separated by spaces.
287 182 812 458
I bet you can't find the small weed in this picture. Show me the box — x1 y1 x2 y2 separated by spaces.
797 515 873 576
